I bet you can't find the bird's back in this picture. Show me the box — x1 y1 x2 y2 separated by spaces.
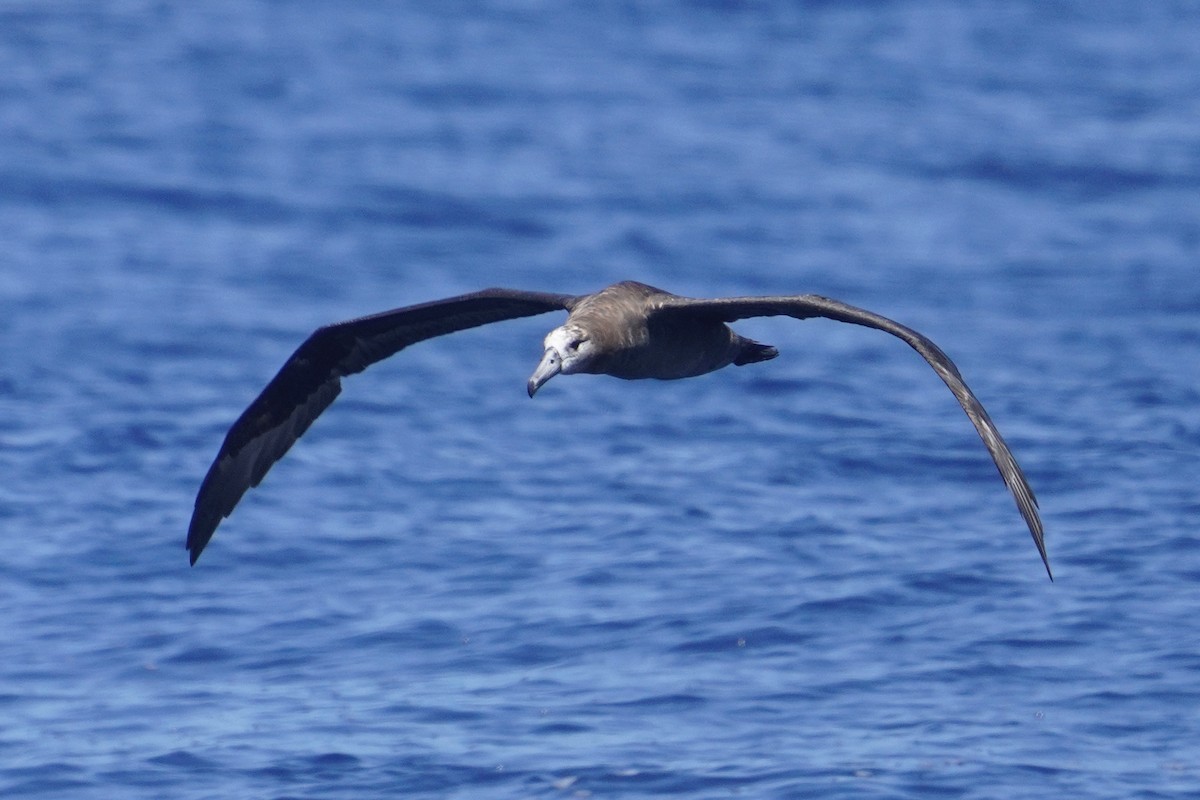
567 282 745 380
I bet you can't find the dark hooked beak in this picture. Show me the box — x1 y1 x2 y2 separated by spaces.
527 348 562 397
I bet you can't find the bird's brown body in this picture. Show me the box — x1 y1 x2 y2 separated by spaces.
563 282 775 380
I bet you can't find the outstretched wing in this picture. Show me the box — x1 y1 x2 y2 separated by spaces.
188 288 575 564
654 294 1051 579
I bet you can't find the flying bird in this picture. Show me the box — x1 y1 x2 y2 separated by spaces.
187 280 1051 578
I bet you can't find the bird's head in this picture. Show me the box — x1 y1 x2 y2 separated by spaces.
527 325 597 397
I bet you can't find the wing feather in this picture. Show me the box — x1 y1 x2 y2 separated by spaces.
655 294 1051 579
187 288 574 564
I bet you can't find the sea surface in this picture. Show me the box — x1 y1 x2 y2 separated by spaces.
3 1 1199 798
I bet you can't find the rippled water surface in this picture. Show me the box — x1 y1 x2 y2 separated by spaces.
3 2 1199 798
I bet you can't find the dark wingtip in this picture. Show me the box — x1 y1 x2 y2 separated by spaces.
186 509 216 566
1028 521 1052 581
187 538 203 566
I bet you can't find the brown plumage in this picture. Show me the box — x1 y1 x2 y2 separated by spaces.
187 280 1050 579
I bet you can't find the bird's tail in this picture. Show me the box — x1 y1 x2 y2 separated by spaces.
733 337 779 366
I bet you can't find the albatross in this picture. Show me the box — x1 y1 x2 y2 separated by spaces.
187 280 1051 578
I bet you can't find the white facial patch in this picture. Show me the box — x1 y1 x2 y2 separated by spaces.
543 325 579 352
543 325 594 374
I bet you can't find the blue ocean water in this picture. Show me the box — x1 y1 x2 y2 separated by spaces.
3 1 1199 797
